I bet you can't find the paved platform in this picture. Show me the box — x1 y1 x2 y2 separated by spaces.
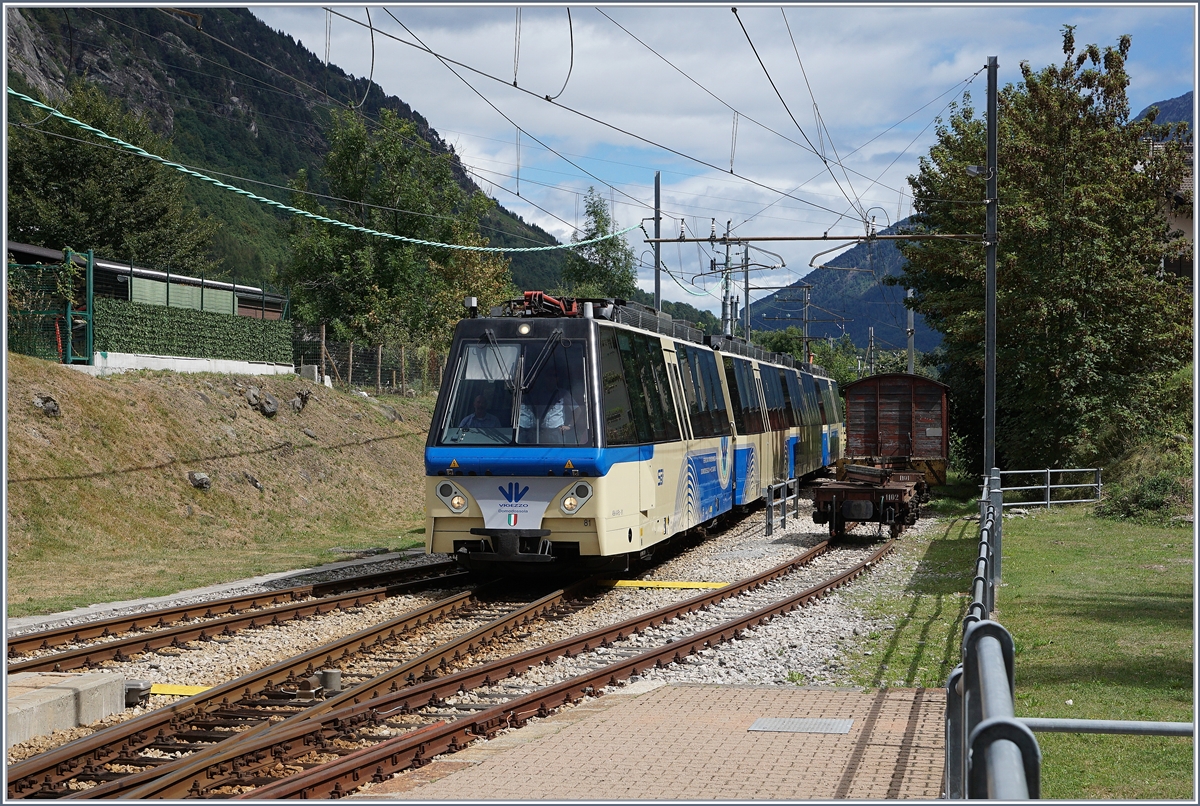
352 682 946 800
6 672 125 749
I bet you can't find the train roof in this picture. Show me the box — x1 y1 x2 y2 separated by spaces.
485 291 830 378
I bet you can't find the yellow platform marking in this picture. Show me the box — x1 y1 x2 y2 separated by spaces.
150 684 211 696
600 580 729 590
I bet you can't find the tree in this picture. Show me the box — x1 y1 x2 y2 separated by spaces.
282 108 512 351
892 28 1192 473
7 81 220 273
561 187 637 297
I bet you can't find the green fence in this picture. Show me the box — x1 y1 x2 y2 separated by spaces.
7 249 93 364
94 297 292 364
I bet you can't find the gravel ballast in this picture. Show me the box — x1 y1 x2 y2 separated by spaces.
6 507 945 766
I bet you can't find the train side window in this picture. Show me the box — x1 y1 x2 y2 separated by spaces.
677 344 714 438
728 357 764 435
814 378 828 425
776 368 798 428
784 369 805 426
829 381 843 422
760 366 788 430
599 327 642 445
615 329 679 443
699 349 731 436
722 356 746 434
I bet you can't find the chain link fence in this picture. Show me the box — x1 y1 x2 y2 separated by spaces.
292 328 445 397
7 253 91 364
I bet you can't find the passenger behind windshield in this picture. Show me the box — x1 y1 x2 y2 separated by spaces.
459 394 501 428
518 356 589 446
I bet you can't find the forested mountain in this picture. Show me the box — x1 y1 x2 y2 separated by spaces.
747 220 940 352
1135 90 1193 126
5 7 564 287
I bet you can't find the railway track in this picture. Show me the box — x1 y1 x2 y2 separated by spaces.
11 538 893 799
6 578 593 799
6 560 464 668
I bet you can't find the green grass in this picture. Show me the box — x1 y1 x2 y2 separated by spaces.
1001 508 1193 799
844 496 1194 799
7 526 427 619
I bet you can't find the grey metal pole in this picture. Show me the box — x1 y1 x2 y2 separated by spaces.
654 171 662 312
803 286 810 361
983 55 998 475
907 288 915 373
723 221 732 337
990 467 1003 581
743 248 750 341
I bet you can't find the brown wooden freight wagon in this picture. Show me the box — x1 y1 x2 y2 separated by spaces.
836 373 949 485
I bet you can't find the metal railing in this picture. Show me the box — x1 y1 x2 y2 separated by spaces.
946 469 1193 799
764 479 801 536
946 468 1039 798
998 468 1102 508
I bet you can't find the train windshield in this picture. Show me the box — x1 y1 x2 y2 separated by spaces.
438 337 592 447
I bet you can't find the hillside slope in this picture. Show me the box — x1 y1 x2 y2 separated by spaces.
5 6 564 289
5 353 433 617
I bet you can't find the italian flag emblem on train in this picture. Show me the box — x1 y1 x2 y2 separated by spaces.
507 513 519 527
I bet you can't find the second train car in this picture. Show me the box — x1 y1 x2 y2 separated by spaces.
424 292 843 571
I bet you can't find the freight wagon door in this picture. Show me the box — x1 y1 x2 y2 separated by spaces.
878 376 913 456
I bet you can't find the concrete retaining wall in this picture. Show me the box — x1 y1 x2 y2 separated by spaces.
68 351 296 377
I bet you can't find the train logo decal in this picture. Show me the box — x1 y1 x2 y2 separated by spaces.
717 436 732 490
507 513 519 527
680 455 699 529
499 483 529 503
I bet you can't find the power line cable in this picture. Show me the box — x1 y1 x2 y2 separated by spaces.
349 7 375 109
345 8 848 220
731 7 865 221
545 9 574 102
780 8 864 232
380 9 652 214
8 87 638 254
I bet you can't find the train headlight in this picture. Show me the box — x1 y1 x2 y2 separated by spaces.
560 481 592 514
518 323 532 335
435 482 469 513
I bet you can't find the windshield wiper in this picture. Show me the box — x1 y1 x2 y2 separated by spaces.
521 329 563 391
483 329 516 390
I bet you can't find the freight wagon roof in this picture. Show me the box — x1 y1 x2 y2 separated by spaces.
842 372 949 393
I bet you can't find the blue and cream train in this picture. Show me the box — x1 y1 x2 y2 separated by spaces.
424 293 843 571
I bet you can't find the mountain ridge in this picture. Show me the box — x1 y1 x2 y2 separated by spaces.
5 7 565 288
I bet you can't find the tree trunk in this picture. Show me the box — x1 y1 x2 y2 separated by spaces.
376 343 382 393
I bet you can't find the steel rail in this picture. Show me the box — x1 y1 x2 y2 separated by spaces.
73 544 837 798
7 569 472 675
6 587 479 799
107 540 883 799
236 540 894 800
6 560 460 660
68 581 593 800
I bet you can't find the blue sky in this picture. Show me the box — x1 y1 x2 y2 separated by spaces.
253 3 1196 316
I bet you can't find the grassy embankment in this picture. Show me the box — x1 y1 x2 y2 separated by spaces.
843 477 1193 799
6 352 433 618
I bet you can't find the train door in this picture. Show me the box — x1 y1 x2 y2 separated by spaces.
814 377 831 467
